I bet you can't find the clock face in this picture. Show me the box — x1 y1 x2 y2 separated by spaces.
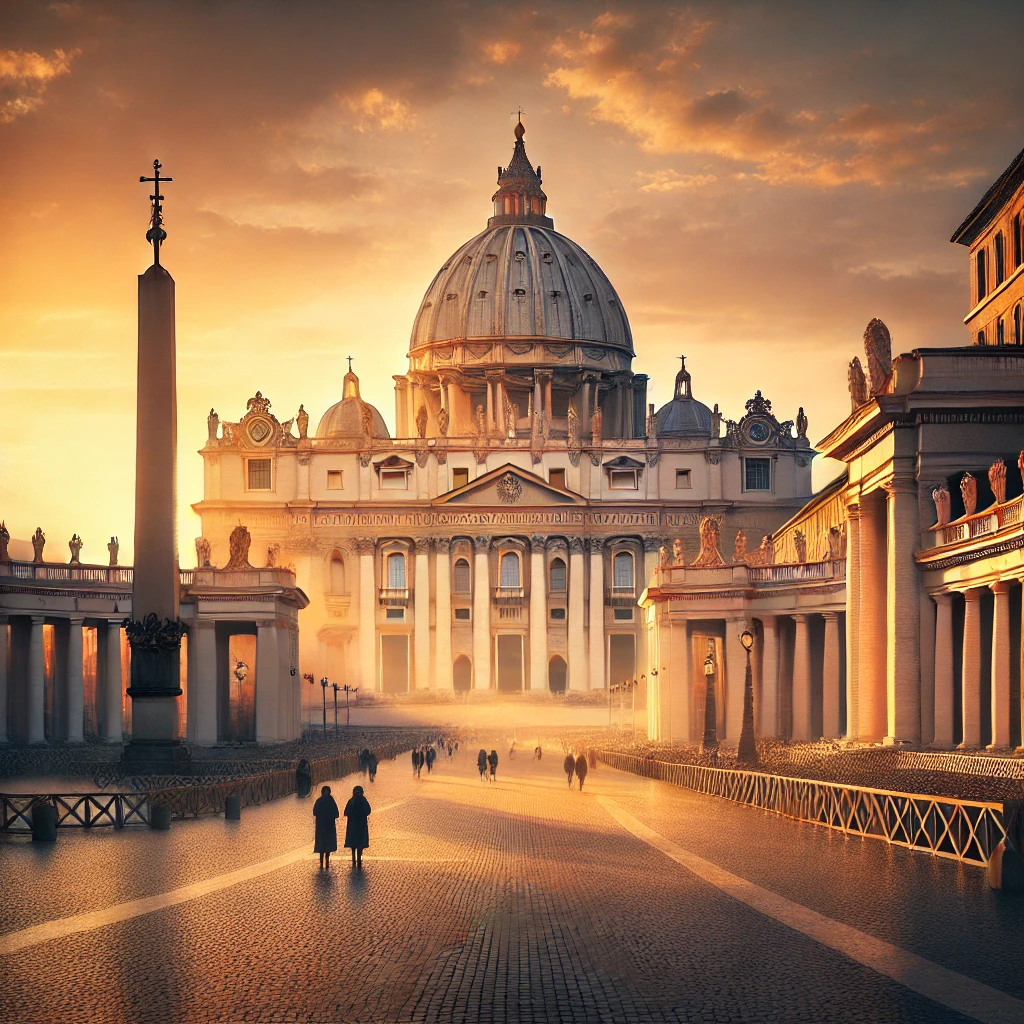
746 420 771 443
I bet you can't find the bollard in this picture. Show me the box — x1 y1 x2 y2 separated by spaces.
225 794 241 820
31 803 58 842
150 802 172 830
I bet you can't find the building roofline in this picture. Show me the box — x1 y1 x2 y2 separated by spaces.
950 144 1024 246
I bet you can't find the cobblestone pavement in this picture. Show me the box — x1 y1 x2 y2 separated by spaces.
2 748 1023 1023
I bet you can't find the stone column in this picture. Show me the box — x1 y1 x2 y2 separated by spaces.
885 477 921 744
724 620 746 745
28 615 46 744
193 621 218 745
472 536 491 689
919 589 936 747
668 619 691 745
760 616 779 738
822 612 841 740
858 494 887 741
932 594 954 748
706 451 722 501
485 373 497 434
256 619 279 742
588 539 606 690
533 374 543 435
960 588 983 748
568 539 588 689
844 502 862 740
104 620 123 743
0 615 8 743
792 614 813 742
990 581 1012 748
434 539 452 690
529 537 547 691
414 540 431 690
356 538 377 691
66 615 85 744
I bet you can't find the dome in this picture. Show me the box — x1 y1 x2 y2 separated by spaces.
316 368 391 441
654 356 712 437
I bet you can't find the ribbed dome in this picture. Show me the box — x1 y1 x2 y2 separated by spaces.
654 356 712 437
316 369 391 441
409 224 633 355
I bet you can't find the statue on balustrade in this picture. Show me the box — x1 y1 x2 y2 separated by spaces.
756 535 774 565
827 525 846 561
672 537 686 565
796 407 808 439
733 530 747 563
207 408 219 443
0 521 9 563
296 404 309 440
437 406 449 437
504 392 518 441
711 403 722 439
31 527 45 563
107 536 119 567
793 529 807 564
415 405 428 439
195 536 213 568
658 544 670 571
989 460 1007 506
690 517 726 568
267 542 281 568
68 534 83 564
848 357 868 411
863 317 892 395
960 472 977 517
224 525 253 570
221 422 235 444
931 486 951 527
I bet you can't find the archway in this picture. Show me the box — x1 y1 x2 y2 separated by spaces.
453 655 472 692
548 655 567 694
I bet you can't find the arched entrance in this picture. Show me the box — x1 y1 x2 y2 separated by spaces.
548 655 567 694
453 655 472 692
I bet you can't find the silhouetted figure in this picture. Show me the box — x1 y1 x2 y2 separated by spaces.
312 785 339 870
508 739 517 759
534 745 542 760
487 749 498 782
367 753 378 782
426 747 436 774
344 784 371 869
359 748 371 776
296 758 312 798
447 742 453 758
563 754 575 787
575 754 588 792
412 748 424 778
477 748 488 781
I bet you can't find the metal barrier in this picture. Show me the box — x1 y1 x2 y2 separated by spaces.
595 750 1006 868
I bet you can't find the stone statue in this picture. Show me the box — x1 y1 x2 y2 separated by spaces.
848 357 868 410
31 527 45 563
691 517 726 568
591 405 603 446
281 417 294 439
989 459 1007 505
222 422 235 444
0 520 8 563
1019 450 1024 485
961 472 977 517
415 405 428 439
361 404 374 443
504 392 518 440
793 529 807 564
931 486 951 526
207 408 219 443
733 530 747 563
437 406 449 437
672 538 685 565
863 318 892 395
296 404 309 440
107 536 119 566
756 535 774 565
567 404 581 448
474 404 487 438
267 541 281 568
195 536 212 568
711 403 721 439
68 534 83 564
658 545 670 570
796 407 808 439
646 402 656 439
224 525 253 570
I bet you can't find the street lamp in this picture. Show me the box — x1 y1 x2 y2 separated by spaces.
331 682 340 735
342 684 358 728
737 628 758 765
303 673 314 735
701 639 718 756
319 676 329 737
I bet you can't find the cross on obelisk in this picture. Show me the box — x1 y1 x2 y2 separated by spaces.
140 159 173 267
347 355 353 372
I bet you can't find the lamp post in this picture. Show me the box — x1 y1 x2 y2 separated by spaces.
319 676 328 737
737 628 758 764
608 681 614 728
342 684 358 728
701 639 718 756
303 673 314 735
331 682 340 735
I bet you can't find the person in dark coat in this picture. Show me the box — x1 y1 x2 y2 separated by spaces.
487 749 498 782
477 748 488 781
426 746 436 774
312 785 340 870
367 752 378 782
563 753 575 787
575 753 588 791
344 784 371 869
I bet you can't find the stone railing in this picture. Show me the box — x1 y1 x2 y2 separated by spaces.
934 493 1024 547
655 559 845 589
186 567 296 588
378 586 410 607
0 562 297 591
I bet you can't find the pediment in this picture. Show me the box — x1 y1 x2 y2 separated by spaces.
435 464 586 506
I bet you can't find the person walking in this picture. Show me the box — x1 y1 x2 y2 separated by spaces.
343 784 372 869
534 744 542 760
411 748 420 778
367 752 378 783
312 785 340 870
508 739 516 759
477 748 488 781
563 753 575 787
426 746 436 774
574 752 588 792
487 749 499 782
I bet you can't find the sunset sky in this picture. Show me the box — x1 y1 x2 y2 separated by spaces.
2 1 1024 564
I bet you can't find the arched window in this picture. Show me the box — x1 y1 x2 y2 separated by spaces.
548 655 567 694
995 232 1005 286
387 552 406 589
500 551 520 588
453 557 471 594
1015 213 1023 269
613 551 634 591
978 329 986 345
998 318 1006 345
330 552 346 594
977 250 987 301
549 557 567 592
1015 305 1021 345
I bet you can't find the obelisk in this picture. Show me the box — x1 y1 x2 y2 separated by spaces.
123 160 188 768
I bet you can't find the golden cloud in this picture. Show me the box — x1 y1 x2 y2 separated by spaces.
341 88 416 133
483 40 521 64
0 47 79 125
633 170 718 193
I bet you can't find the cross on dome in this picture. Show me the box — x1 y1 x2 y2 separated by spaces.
139 159 173 266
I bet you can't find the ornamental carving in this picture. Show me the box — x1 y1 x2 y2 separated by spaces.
195 536 213 568
960 473 977 517
588 537 603 553
863 318 892 395
690 517 726 568
645 450 660 466
704 451 721 465
506 342 533 355
474 535 491 552
989 460 1007 505
359 451 372 467
827 525 846 560
415 448 430 468
568 537 585 553
496 472 523 505
224 525 253 570
672 538 685 565
794 529 807 564
123 612 184 653
848 357 868 410
435 537 451 554
588 451 601 466
931 486 951 526
351 537 375 555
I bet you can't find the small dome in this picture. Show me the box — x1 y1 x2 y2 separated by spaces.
316 369 390 441
654 355 712 437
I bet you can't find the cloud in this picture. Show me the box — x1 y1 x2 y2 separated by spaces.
633 170 718 193
483 40 521 64
341 88 416 133
0 47 78 124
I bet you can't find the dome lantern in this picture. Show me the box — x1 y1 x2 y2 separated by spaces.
489 120 552 229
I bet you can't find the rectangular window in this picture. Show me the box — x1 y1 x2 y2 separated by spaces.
247 458 272 490
380 470 408 489
452 467 469 489
996 232 1005 287
609 470 638 490
675 469 691 489
454 607 471 621
550 607 566 620
998 319 1006 345
326 470 343 490
613 608 634 621
1015 214 1022 270
977 250 987 301
548 468 566 490
744 458 771 491
385 608 404 620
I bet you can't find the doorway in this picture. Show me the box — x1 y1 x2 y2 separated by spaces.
497 634 523 691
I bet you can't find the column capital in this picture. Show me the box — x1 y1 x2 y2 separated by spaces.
435 537 452 554
68 613 86 626
473 535 491 552
191 618 216 630
534 368 553 382
932 591 954 606
963 587 983 603
30 614 46 625
990 580 1011 595
588 537 604 554
792 612 811 623
821 611 839 620
882 475 916 497
529 535 547 551
0 612 9 625
352 537 375 555
256 618 277 629
642 537 660 553
568 537 586 554
845 500 862 519
414 538 431 554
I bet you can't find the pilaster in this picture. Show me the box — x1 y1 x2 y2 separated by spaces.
668 619 690 745
414 540 431 690
256 619 279 743
990 581 1011 748
28 615 46 744
792 614 813 742
724 620 746 745
66 615 85 744
193 621 218 745
932 594 955 749
354 538 376 691
588 538 606 690
472 536 491 689
960 588 983 748
529 536 547 690
434 538 452 690
568 538 587 690
759 615 779 738
822 612 841 740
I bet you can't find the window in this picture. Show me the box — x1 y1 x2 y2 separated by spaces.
549 557 566 592
1015 305 1021 344
744 458 771 491
380 469 408 489
454 607 471 621
977 250 987 301
609 470 638 489
499 551 520 588
978 329 986 345
613 608 634 620
327 470 343 490
550 607 566 620
549 468 566 489
613 551 634 590
247 458 272 490
995 232 1005 287
385 608 404 620
330 553 346 594
452 468 469 489
998 318 1006 345
675 469 691 489
1015 214 1022 270
453 558 471 594
387 552 406 588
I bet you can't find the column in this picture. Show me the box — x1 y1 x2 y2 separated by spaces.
0 615 8 742
532 374 543 436
472 537 491 689
256 619 279 742
668 619 691 745
588 539 606 690
960 588 982 748
724 620 746 745
568 538 587 690
414 540 431 690
990 581 1012 748
66 615 85 743
760 616 779 738
104 620 123 743
932 594 954 748
792 614 813 742
485 374 496 434
858 494 886 741
885 478 921 744
822 612 841 739
844 502 862 740
356 539 377 690
919 589 936 747
193 621 218 745
28 615 45 744
434 539 452 690
529 537 547 691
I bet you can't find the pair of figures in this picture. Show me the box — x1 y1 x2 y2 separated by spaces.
312 784 371 870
